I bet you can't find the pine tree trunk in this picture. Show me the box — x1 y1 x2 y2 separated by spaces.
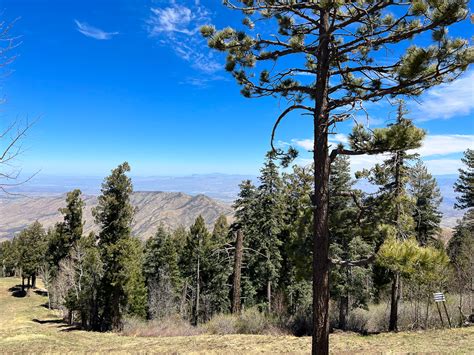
232 230 243 314
267 280 272 314
312 8 331 355
338 295 349 330
111 289 122 330
31 274 36 289
180 280 188 317
195 254 200 325
389 272 400 331
389 146 404 332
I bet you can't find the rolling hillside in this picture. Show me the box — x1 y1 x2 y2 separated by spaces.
0 191 233 241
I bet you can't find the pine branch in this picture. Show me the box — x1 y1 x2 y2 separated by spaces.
329 254 376 267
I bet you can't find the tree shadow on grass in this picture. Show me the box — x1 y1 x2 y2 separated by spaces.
34 289 48 297
8 285 26 298
32 318 64 325
32 318 83 332
59 325 83 332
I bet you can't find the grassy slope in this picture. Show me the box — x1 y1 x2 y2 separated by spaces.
0 278 472 354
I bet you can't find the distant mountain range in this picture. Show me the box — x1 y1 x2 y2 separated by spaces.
0 173 463 241
0 191 233 241
6 173 257 202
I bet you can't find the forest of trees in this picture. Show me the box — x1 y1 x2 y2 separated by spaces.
1 147 472 338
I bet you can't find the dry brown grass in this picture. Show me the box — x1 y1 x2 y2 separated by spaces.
0 277 473 354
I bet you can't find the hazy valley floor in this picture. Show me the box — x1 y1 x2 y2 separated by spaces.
0 277 473 354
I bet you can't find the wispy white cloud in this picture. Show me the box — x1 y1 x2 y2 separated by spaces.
410 135 474 157
294 134 473 157
412 70 474 120
292 139 313 151
148 5 197 35
147 2 221 74
180 75 228 88
424 159 465 175
75 20 118 40
290 133 472 175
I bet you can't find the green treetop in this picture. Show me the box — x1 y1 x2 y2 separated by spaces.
454 149 474 210
408 160 442 245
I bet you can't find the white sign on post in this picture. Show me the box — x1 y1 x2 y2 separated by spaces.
433 292 446 302
433 292 451 328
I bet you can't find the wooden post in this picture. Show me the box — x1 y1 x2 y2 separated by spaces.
436 303 444 327
231 230 243 314
442 302 452 328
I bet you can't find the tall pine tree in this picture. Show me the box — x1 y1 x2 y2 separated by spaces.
181 215 212 324
454 149 473 210
354 103 425 331
48 189 85 270
329 153 372 330
17 221 47 290
144 225 182 319
251 151 284 313
409 161 442 245
93 162 146 330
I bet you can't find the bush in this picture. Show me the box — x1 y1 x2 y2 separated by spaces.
205 308 285 335
205 313 237 335
284 311 312 336
122 315 201 337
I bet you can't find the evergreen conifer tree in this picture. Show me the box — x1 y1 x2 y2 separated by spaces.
144 225 182 319
454 149 473 210
409 161 442 245
181 215 212 324
48 189 85 269
329 153 372 330
354 103 425 331
207 215 232 315
93 162 142 330
17 221 47 290
251 152 284 312
232 179 259 306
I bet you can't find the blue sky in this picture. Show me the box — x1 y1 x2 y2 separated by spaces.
0 0 473 179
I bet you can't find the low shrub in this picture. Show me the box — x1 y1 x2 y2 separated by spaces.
204 313 237 335
205 308 286 335
122 315 201 337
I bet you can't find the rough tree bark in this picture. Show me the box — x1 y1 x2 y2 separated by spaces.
312 8 331 355
389 272 401 331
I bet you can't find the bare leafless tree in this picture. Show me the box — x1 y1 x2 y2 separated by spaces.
0 16 37 195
